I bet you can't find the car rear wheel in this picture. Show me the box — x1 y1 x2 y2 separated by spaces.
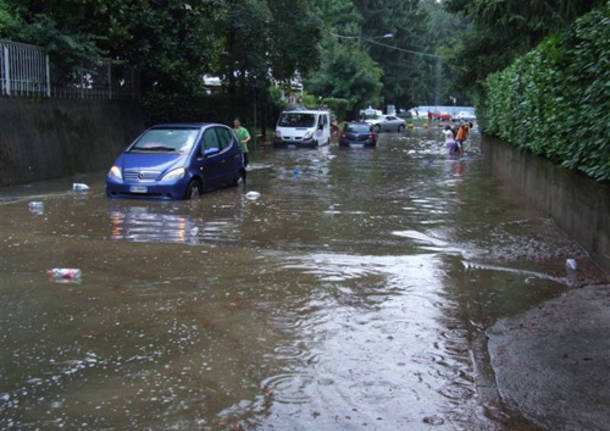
185 179 203 200
398 124 405 132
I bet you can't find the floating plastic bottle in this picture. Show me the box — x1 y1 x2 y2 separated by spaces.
47 268 82 280
566 258 578 271
565 258 578 287
72 183 90 191
190 226 200 236
245 191 261 200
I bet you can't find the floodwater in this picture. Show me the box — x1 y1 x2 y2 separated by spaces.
0 128 606 430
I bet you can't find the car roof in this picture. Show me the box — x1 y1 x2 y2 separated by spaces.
281 110 328 115
150 123 225 129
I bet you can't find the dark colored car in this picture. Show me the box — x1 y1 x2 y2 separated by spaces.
106 123 244 200
339 122 377 148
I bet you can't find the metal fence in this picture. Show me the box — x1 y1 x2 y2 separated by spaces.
0 39 139 100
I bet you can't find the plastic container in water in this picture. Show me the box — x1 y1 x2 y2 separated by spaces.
47 268 82 280
245 191 261 200
28 201 44 214
72 183 90 191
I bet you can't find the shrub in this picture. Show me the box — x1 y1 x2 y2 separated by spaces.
480 4 610 181
322 97 350 122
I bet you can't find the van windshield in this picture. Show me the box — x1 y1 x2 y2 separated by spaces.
279 113 316 128
131 128 199 153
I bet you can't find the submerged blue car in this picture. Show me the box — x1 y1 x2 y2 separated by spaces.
106 124 245 200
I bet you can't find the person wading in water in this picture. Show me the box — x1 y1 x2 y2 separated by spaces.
233 117 251 168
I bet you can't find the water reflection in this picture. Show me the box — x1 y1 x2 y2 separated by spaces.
107 201 242 245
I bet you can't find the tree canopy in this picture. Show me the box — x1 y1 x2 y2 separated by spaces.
444 0 606 93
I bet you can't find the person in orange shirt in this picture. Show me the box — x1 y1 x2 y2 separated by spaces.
455 123 469 156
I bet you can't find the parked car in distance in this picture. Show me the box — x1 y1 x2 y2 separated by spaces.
436 111 452 121
364 115 406 133
454 110 477 121
106 124 244 200
339 122 377 148
274 110 331 147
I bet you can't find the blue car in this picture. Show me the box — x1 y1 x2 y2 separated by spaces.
106 124 244 200
339 122 377 148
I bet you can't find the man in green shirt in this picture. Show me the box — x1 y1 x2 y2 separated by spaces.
233 117 251 167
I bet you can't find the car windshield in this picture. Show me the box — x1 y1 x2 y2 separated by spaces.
347 124 371 133
131 128 199 153
279 113 316 128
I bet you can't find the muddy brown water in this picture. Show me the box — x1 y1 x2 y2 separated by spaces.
1 130 604 430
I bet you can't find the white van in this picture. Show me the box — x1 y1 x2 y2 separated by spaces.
273 110 331 147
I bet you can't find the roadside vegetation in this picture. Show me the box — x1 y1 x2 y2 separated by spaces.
447 0 608 181
482 5 610 181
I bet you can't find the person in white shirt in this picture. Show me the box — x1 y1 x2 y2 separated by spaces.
443 125 457 155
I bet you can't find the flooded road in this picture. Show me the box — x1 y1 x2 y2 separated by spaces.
1 129 604 430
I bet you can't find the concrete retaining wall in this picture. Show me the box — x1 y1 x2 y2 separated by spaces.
0 98 145 186
482 137 610 271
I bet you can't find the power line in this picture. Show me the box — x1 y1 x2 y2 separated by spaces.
365 39 441 59
330 32 442 59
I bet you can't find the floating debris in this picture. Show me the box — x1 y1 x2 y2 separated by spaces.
72 183 90 191
28 201 44 215
47 268 82 281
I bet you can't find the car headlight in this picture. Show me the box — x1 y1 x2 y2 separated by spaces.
303 132 313 140
108 166 122 181
161 168 186 182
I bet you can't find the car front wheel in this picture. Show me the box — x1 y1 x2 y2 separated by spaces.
185 179 203 200
232 169 246 186
374 124 381 133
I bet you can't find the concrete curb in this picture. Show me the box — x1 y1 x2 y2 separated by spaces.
487 285 610 430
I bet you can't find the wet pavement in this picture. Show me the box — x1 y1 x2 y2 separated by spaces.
1 128 606 430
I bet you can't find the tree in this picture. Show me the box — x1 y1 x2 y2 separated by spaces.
306 39 383 116
305 0 383 114
444 0 606 93
6 0 225 92
353 0 429 109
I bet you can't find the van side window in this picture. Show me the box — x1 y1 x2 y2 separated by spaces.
201 129 220 155
215 127 233 149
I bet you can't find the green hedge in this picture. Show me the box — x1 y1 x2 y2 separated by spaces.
481 4 610 181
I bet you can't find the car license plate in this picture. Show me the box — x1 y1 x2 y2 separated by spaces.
351 143 364 148
288 143 296 148
129 186 148 194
